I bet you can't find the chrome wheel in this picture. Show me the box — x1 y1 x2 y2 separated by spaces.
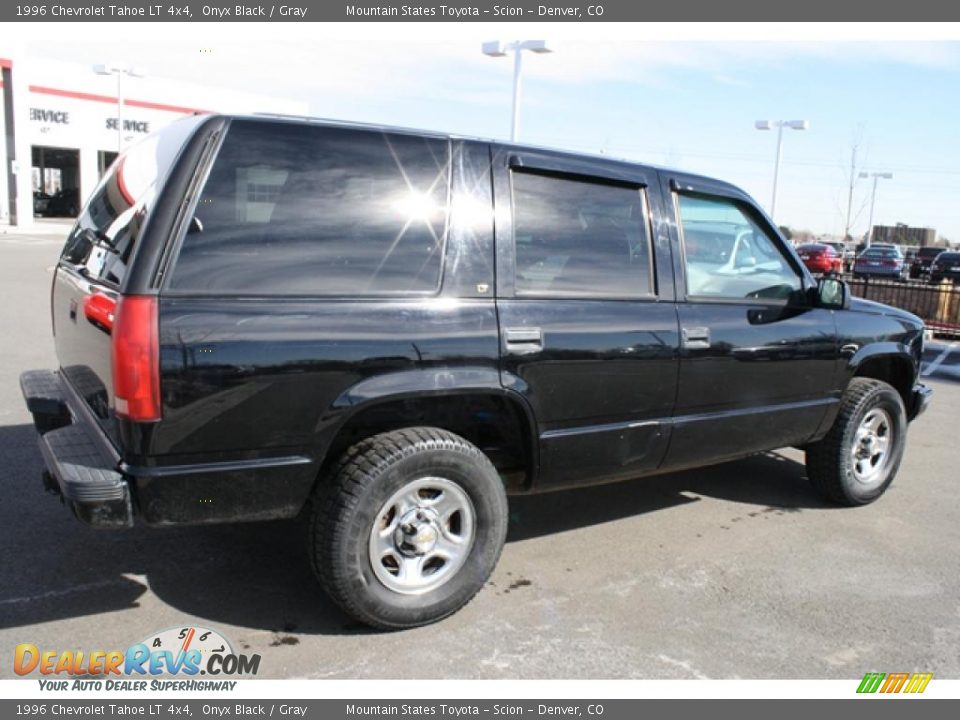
368 477 476 595
850 408 894 485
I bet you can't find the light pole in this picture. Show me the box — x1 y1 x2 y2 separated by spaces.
93 62 145 152
754 119 809 221
482 40 553 142
859 171 893 247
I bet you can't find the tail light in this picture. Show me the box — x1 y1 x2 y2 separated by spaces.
111 295 161 422
881 259 897 267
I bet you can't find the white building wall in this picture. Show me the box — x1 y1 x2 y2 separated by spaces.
0 74 8 224
2 52 308 229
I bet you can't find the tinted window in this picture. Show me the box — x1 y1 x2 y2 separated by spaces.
677 194 800 301
61 121 197 286
169 121 450 295
797 243 834 254
511 171 653 297
862 248 898 258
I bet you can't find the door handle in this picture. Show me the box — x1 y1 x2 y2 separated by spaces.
681 326 711 350
504 327 543 353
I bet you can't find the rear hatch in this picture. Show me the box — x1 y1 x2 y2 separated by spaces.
51 119 201 447
915 247 943 269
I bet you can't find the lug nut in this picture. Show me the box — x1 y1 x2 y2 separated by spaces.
402 523 417 535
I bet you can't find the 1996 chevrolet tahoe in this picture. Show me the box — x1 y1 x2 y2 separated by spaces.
21 114 932 628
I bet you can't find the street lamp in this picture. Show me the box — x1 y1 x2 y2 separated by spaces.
93 62 146 152
859 171 893 247
482 40 553 142
754 119 809 221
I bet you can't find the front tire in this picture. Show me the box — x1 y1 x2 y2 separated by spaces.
805 378 907 506
308 427 508 629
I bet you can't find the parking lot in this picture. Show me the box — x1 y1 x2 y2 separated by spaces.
1 231 958 679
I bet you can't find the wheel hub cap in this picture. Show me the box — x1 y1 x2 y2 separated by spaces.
394 509 439 557
369 477 476 595
850 408 894 485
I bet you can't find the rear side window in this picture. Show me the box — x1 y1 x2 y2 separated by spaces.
169 121 450 295
60 121 196 286
511 170 654 298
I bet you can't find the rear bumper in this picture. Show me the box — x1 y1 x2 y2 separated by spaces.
908 383 933 422
20 369 133 529
21 368 316 527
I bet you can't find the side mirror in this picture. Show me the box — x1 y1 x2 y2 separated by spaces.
817 276 849 310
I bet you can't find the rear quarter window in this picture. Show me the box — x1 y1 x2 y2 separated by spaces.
168 121 451 296
60 121 197 286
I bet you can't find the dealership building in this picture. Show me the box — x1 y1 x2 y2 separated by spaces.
1 52 307 229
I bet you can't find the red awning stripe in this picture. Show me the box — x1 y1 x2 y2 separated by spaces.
28 85 209 115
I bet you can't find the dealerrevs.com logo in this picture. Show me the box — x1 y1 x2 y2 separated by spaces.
14 626 261 691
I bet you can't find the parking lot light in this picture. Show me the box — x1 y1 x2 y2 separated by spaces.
482 40 553 142
754 119 810 221
93 62 146 152
859 171 894 247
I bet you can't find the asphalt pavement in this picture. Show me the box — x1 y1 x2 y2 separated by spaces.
1 232 958 679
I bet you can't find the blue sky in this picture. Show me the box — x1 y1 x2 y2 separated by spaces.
21 26 960 241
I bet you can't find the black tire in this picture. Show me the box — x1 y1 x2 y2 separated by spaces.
308 427 508 629
805 378 907 506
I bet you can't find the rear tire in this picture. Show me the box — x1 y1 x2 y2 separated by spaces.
805 378 907 506
308 427 508 629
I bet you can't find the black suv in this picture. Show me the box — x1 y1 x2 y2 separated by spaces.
21 115 932 629
910 246 944 279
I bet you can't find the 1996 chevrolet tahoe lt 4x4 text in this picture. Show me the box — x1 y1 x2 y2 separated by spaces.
21 115 932 628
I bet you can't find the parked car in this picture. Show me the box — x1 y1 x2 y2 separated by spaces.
929 251 960 285
795 242 844 276
855 242 899 258
33 191 52 216
45 188 80 217
910 247 945 280
853 246 907 280
21 115 932 629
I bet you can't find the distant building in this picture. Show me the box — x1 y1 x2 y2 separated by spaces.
1 53 307 229
870 224 938 247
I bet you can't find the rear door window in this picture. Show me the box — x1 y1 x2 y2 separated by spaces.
168 120 451 295
510 170 654 298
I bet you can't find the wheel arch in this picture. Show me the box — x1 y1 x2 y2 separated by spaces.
314 374 540 500
847 345 916 409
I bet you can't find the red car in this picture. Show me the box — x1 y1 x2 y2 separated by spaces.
796 243 844 275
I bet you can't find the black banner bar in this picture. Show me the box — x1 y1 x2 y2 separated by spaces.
2 0 960 22
0 700 959 720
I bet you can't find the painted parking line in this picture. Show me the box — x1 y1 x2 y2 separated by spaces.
922 341 958 377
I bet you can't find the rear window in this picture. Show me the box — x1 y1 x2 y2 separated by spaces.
918 248 943 258
168 121 451 295
59 121 196 286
